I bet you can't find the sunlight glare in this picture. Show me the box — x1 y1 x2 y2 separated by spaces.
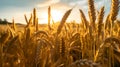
51 9 63 22
38 9 63 24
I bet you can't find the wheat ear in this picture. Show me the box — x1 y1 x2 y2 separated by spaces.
33 8 36 26
57 9 72 35
48 6 52 30
88 0 96 29
97 6 105 37
79 9 89 29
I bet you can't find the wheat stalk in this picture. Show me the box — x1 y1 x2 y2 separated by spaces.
109 0 119 23
36 18 39 31
12 18 16 31
48 6 52 30
104 14 110 30
88 0 96 29
97 6 105 37
33 8 36 26
60 37 66 57
24 14 29 24
57 9 72 35
79 9 89 29
109 0 120 36
26 14 33 28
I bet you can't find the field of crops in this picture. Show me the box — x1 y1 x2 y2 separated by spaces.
0 0 120 67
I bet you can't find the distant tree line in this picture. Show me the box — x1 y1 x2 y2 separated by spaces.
0 18 11 24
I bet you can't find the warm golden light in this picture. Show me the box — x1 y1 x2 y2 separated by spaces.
38 9 63 24
51 9 63 22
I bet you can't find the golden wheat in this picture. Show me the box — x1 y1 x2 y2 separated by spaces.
79 9 89 29
97 6 105 37
48 6 52 30
0 0 120 67
88 0 96 29
57 9 72 35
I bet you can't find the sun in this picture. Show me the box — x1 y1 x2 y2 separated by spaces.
38 9 63 24
51 9 63 22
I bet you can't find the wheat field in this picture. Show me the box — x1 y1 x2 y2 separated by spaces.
0 0 120 67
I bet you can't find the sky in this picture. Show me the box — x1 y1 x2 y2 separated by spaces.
0 0 120 24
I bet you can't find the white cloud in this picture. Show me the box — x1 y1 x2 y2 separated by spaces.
36 0 61 7
69 0 88 11
47 0 60 3
69 0 87 6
